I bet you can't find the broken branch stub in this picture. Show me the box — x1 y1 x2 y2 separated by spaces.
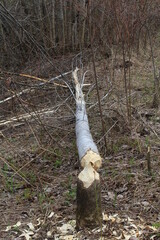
73 68 102 230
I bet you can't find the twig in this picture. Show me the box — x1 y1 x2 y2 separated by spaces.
97 121 118 144
0 94 73 127
0 155 33 187
146 146 152 176
0 107 56 127
0 71 72 105
88 88 112 110
11 149 46 178
0 88 35 104
139 114 160 141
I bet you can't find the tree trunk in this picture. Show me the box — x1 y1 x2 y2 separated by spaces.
152 73 160 108
73 68 102 230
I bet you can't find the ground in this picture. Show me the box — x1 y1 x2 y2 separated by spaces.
0 41 160 240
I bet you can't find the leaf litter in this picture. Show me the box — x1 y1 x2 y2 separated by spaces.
3 211 158 240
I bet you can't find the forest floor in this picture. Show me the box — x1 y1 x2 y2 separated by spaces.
0 40 160 240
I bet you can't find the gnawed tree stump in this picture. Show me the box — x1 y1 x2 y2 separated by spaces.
73 68 102 230
76 162 102 229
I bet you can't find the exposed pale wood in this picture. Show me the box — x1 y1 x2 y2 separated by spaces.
81 150 102 170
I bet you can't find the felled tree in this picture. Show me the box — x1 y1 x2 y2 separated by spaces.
73 68 102 230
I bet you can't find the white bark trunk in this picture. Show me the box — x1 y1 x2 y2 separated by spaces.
73 68 102 229
73 68 102 170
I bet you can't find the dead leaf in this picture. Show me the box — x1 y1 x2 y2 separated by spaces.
19 230 34 240
108 191 115 200
27 222 35 231
48 212 54 218
58 223 74 234
47 231 52 237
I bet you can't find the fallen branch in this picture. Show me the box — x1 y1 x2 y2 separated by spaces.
2 70 72 86
0 107 56 127
0 71 72 105
0 88 35 104
0 94 72 127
